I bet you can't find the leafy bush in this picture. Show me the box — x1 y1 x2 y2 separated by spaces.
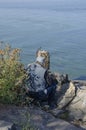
0 42 27 104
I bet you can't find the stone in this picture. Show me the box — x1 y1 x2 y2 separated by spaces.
57 82 76 109
0 105 84 130
48 108 65 117
67 85 86 123
9 124 21 130
0 120 12 130
54 73 69 84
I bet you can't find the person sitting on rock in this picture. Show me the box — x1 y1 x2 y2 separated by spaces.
25 49 58 109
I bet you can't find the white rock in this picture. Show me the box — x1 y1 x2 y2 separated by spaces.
57 82 75 109
0 120 12 130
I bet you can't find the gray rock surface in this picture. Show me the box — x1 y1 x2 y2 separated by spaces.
0 104 84 130
0 76 86 130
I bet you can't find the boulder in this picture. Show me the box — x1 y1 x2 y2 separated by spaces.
0 105 84 130
67 85 86 123
57 82 76 109
55 80 86 129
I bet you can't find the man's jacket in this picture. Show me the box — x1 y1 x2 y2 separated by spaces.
26 62 46 92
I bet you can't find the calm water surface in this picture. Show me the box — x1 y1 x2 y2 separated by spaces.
0 7 86 79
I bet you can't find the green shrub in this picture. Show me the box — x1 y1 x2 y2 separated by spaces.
0 42 27 104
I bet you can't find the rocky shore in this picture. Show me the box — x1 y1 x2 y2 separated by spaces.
0 103 85 130
54 73 86 129
0 75 86 130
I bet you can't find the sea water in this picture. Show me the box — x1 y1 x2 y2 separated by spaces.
0 6 86 79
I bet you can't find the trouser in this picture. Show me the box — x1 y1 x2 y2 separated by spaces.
27 85 56 106
47 85 57 106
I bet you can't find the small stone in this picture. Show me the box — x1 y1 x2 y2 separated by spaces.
0 120 12 130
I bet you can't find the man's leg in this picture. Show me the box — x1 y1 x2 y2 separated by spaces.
47 85 57 109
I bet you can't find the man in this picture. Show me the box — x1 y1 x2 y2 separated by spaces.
25 50 58 109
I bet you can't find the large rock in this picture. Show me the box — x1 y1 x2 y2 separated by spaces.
54 80 86 129
0 105 84 130
30 106 84 130
67 85 86 123
57 82 76 109
55 80 86 129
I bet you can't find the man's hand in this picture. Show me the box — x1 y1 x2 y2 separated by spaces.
44 89 47 94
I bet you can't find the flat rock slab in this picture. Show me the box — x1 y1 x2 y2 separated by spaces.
0 104 84 130
30 106 84 130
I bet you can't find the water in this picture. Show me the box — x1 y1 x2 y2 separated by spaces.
0 6 86 79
